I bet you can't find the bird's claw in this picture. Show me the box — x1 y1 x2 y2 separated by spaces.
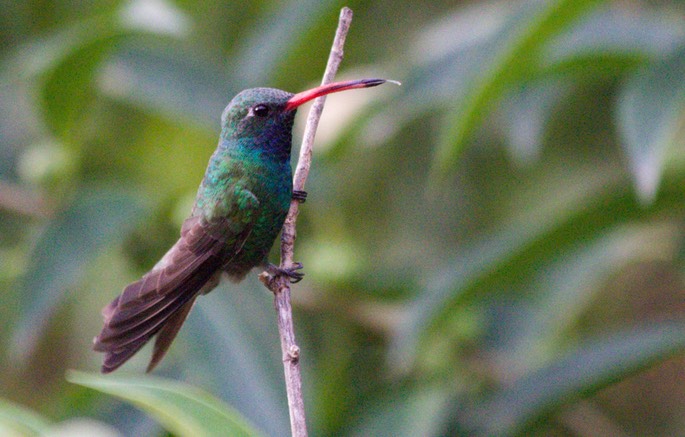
267 262 305 284
292 190 307 203
282 262 305 283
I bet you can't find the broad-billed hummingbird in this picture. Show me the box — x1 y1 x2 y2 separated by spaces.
94 78 392 373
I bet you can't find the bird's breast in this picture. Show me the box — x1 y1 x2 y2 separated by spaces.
222 158 292 278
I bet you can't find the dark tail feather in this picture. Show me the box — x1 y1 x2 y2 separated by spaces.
93 255 222 372
146 297 197 372
94 280 201 373
100 336 150 374
93 268 216 373
93 215 241 372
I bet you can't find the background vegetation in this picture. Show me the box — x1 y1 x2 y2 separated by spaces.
1 0 684 435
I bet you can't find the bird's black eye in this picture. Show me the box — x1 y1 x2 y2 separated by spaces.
253 104 269 117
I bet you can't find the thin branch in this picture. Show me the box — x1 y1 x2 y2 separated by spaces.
259 7 354 437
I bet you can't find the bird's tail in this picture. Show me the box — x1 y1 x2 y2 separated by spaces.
93 286 199 373
93 240 224 372
93 214 240 372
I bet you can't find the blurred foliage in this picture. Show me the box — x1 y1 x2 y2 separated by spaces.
1 0 685 435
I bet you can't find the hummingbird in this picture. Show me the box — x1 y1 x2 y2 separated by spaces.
93 78 392 373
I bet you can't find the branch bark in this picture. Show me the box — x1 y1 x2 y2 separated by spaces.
259 7 354 437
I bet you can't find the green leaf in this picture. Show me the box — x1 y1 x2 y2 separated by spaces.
500 79 571 166
542 7 685 75
397 3 511 121
39 28 121 142
499 8 685 168
0 398 52 436
392 5 684 138
390 163 622 371
10 188 146 361
462 322 685 436
491 225 676 373
182 284 289 437
617 47 685 204
98 45 232 128
432 0 602 179
231 0 342 86
23 1 190 142
67 371 262 437
350 386 450 437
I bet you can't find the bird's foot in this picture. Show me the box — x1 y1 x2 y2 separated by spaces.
265 262 305 284
292 190 307 203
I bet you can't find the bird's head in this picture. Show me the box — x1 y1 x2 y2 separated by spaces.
220 78 393 145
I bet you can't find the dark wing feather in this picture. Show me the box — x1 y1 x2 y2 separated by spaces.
94 193 257 373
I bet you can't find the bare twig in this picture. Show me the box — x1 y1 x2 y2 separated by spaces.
258 7 354 437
